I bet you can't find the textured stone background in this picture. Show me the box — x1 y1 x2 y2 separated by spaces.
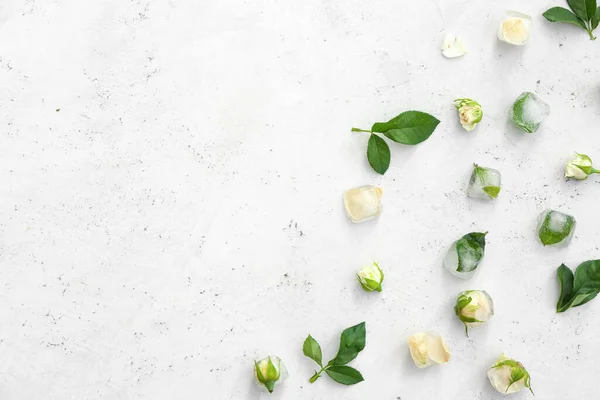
1 0 599 399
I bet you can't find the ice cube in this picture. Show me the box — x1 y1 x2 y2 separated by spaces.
444 241 476 279
537 209 576 246
444 232 487 279
510 92 550 133
343 185 382 223
467 164 501 200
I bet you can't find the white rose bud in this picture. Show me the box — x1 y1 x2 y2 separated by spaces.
357 262 384 292
565 153 599 180
254 356 287 393
408 332 451 369
498 11 532 45
487 353 534 395
454 290 494 336
453 98 483 131
441 33 467 58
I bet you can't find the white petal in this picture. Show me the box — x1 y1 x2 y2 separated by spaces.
441 34 467 58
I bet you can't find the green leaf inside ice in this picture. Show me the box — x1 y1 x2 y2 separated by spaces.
538 211 575 246
325 365 364 385
543 7 587 29
456 232 487 273
332 322 366 365
482 186 501 199
556 260 600 313
303 335 323 367
367 133 391 175
371 111 440 145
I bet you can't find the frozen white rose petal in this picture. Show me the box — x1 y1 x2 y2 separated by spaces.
408 332 450 368
441 33 467 58
498 11 532 45
343 185 383 223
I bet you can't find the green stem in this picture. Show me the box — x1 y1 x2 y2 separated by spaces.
591 168 600 175
587 28 596 40
308 363 331 383
351 127 372 133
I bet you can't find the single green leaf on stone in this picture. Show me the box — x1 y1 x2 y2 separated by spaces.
325 365 364 385
456 232 487 272
332 322 366 365
556 260 600 313
482 186 501 199
303 335 323 367
543 7 588 29
371 111 440 145
556 264 575 312
367 134 391 175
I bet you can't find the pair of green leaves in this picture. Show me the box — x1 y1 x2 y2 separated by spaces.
543 0 600 40
456 232 487 272
303 322 366 385
556 260 600 313
352 111 440 175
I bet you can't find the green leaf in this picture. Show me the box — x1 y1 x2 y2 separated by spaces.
303 335 323 367
455 232 487 273
325 365 364 385
586 0 598 21
371 111 440 145
556 260 600 313
543 7 588 29
331 322 366 365
593 7 600 29
556 264 575 312
568 0 591 21
482 186 501 199
367 134 390 175
538 211 575 246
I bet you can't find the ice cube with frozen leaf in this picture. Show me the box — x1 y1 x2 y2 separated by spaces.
467 164 501 200
537 209 576 246
443 232 487 280
510 92 550 133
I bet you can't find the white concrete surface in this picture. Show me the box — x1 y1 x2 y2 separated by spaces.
1 0 599 399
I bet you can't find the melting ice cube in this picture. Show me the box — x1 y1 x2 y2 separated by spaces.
467 164 502 200
510 92 550 133
537 209 576 246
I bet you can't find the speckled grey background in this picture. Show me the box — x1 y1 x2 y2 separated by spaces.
0 0 599 399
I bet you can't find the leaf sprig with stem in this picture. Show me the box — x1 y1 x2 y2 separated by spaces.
303 322 366 386
543 0 600 40
352 111 440 175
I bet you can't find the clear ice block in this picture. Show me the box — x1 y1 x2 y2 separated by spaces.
467 164 501 200
509 92 550 133
537 209 576 246
443 235 487 280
